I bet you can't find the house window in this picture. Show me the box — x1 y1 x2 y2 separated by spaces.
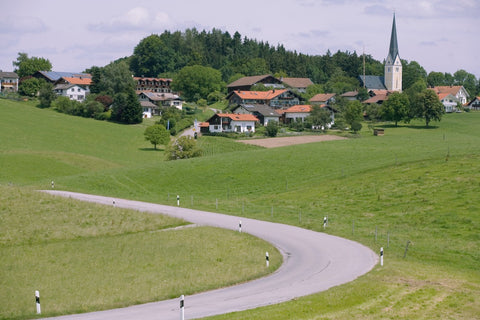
388 67 391 72
214 125 219 130
395 67 399 72
247 125 252 131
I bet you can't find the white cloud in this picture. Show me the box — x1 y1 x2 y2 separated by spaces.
88 7 172 33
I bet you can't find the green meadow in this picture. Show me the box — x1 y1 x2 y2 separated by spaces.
1 98 479 319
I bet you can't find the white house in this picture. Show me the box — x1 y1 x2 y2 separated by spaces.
140 100 159 118
231 104 280 126
207 113 258 133
432 86 470 105
282 104 312 123
438 93 460 113
282 104 336 128
54 84 87 102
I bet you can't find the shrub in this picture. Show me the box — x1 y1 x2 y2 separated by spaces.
351 121 362 133
265 121 279 137
165 136 202 160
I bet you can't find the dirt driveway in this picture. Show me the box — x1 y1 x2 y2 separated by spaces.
238 135 346 148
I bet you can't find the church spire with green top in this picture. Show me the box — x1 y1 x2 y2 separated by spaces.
388 13 399 62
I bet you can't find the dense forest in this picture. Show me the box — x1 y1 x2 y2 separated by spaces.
124 28 479 97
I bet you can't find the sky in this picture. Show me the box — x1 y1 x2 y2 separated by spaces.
1 0 479 78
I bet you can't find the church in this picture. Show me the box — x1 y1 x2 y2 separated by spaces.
359 14 402 92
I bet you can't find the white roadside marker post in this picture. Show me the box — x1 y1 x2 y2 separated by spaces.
51 180 54 189
323 216 327 229
35 290 41 314
180 295 185 320
239 220 242 233
177 195 180 206
266 251 269 267
380 247 384 266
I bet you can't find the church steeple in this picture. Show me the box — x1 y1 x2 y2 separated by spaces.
388 13 399 62
384 13 402 92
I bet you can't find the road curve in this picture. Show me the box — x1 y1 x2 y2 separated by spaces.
41 191 378 320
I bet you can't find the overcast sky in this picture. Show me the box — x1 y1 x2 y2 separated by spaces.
1 0 479 78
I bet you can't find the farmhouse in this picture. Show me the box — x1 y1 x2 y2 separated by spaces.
231 104 280 126
54 84 88 102
431 85 469 105
138 91 183 110
363 91 390 105
227 74 283 93
467 97 480 111
310 93 336 105
206 113 258 133
34 71 91 83
227 89 301 108
282 104 312 123
281 77 313 93
341 90 360 101
437 93 460 113
0 71 18 93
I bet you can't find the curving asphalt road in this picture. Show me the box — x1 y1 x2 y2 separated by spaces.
41 191 378 320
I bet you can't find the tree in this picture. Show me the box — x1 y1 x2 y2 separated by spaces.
427 71 445 87
402 60 427 90
381 92 410 126
172 65 224 102
130 34 175 77
13 52 52 78
265 120 279 137
411 89 444 127
342 100 363 128
144 124 170 150
88 66 105 94
18 77 44 96
453 69 478 97
307 105 332 131
37 82 56 108
166 136 202 160
100 61 136 96
111 90 143 124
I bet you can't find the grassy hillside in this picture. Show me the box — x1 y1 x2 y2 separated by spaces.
0 99 281 319
1 99 479 319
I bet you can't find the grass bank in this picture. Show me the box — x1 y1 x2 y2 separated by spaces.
0 186 281 320
1 99 479 318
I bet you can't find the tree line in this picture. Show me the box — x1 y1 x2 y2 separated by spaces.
127 28 480 98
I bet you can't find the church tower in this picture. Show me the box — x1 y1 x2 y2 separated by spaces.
384 14 402 92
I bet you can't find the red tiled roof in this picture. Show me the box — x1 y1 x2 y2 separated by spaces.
432 86 463 95
199 122 209 127
234 89 287 100
284 105 312 113
437 93 455 100
310 93 335 102
217 113 259 121
363 94 388 104
341 91 359 97
62 77 92 85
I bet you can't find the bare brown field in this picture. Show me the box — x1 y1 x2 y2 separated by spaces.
238 135 346 148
